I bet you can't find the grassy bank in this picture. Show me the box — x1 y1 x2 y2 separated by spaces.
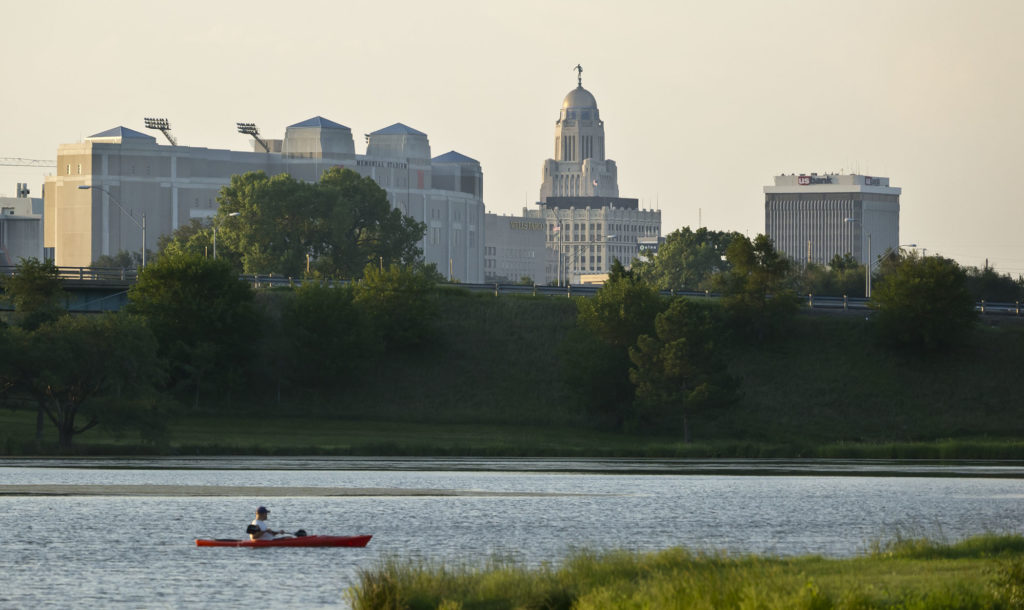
3 291 1024 457
5 408 1024 458
346 534 1024 609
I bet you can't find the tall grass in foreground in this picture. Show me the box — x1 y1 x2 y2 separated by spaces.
346 535 1024 609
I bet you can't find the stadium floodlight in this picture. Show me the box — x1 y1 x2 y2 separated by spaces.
236 122 270 152
144 117 178 146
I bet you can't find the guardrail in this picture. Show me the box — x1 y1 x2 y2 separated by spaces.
1 266 1019 315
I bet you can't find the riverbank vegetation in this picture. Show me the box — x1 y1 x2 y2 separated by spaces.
346 534 1024 609
2 218 1023 456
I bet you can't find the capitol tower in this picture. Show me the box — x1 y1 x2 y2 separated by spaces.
538 65 619 201
525 66 661 285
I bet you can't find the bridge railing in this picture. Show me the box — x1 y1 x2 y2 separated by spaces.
1 266 1019 315
0 265 140 282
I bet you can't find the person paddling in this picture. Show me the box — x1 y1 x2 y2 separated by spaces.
247 506 285 540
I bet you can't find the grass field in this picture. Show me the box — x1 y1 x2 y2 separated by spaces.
346 534 1024 609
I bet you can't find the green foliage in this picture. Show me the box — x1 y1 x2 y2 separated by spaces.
90 250 141 269
348 536 1024 610
157 219 214 261
577 261 664 348
10 314 163 449
632 226 741 291
963 265 1024 302
353 263 439 350
789 255 867 298
126 254 260 403
715 234 798 340
279 282 378 391
568 261 666 427
1 257 65 330
628 299 736 440
871 253 977 350
209 168 427 278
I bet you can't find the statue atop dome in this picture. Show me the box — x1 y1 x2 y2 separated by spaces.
574 63 583 87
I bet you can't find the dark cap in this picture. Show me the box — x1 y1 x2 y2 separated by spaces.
256 506 269 514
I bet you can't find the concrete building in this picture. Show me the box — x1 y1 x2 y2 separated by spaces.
522 67 661 284
483 214 548 284
43 117 485 282
764 173 900 267
0 183 44 265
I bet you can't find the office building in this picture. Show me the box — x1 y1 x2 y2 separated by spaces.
764 173 900 266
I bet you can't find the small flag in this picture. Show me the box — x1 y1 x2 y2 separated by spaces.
553 225 561 232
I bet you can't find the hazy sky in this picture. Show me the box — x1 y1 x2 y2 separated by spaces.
3 0 1022 273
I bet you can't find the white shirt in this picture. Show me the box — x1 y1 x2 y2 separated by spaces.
250 517 275 540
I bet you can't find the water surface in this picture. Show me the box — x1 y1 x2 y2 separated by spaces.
2 458 1021 608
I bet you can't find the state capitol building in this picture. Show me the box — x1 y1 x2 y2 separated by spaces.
488 67 662 285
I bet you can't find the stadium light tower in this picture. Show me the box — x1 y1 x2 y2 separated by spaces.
144 117 178 146
236 122 270 152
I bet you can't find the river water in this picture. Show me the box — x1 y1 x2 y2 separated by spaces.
2 457 1022 608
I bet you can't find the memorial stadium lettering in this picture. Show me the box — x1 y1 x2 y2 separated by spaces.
509 221 545 231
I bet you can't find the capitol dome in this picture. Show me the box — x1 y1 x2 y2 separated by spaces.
562 86 598 110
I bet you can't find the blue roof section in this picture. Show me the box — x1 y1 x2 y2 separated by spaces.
432 150 479 164
87 126 156 141
288 116 349 130
369 122 427 137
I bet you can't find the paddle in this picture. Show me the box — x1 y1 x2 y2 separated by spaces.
246 524 308 538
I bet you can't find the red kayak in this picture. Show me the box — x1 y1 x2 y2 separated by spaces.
196 534 372 548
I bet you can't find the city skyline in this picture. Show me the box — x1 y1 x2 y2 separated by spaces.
2 0 1022 274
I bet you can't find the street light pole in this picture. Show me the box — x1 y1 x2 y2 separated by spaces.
843 217 871 298
78 185 146 267
866 233 871 299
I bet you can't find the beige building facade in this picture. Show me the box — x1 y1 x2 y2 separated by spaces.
522 68 661 284
44 117 485 282
764 173 901 267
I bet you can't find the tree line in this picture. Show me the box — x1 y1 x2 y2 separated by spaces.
1 168 438 450
0 164 991 449
632 226 1024 303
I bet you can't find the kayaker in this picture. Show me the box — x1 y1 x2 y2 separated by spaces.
248 506 285 540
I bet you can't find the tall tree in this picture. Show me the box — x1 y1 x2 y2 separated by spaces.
207 168 427 278
566 261 666 428
353 263 439 351
963 265 1023 303
316 168 427 278
156 219 215 262
871 253 977 350
279 282 379 392
126 254 260 405
629 299 736 441
17 314 164 449
714 234 798 341
1 258 65 330
633 227 741 291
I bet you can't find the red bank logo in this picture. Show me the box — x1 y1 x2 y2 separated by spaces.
797 175 811 185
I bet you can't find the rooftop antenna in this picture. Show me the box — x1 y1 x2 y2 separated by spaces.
236 122 270 152
144 117 178 146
